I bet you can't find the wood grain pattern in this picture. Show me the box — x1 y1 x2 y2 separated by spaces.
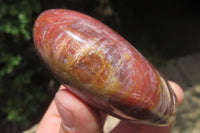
33 9 176 125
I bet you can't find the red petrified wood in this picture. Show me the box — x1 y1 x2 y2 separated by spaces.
33 9 177 125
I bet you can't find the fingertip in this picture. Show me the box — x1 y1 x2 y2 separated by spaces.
58 85 66 90
168 81 184 106
55 87 102 133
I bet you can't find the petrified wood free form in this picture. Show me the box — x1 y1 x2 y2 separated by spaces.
33 9 177 125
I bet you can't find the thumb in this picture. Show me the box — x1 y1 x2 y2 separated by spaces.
55 88 103 133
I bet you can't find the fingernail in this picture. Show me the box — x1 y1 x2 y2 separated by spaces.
55 90 76 131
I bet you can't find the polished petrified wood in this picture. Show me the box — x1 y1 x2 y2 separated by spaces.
33 9 177 125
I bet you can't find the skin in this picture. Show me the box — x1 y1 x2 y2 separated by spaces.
36 81 183 133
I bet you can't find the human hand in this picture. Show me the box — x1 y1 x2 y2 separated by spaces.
36 81 183 133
